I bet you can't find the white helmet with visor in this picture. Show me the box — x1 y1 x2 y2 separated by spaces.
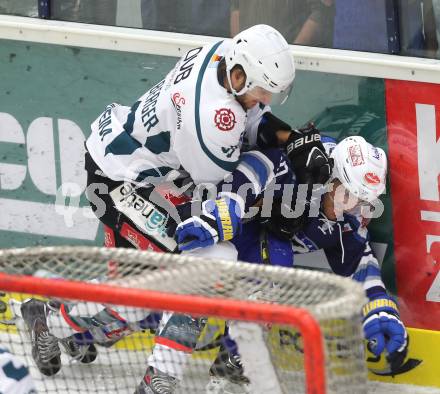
225 24 295 105
330 136 387 204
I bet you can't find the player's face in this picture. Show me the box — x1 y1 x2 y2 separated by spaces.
235 87 274 109
235 92 261 109
328 180 371 215
236 85 276 109
246 86 273 106
231 69 272 109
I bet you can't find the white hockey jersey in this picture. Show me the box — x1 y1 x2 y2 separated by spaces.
0 347 35 394
86 40 267 187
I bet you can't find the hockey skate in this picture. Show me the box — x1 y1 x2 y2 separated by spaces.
134 366 178 394
206 345 250 394
59 335 98 364
20 298 62 376
44 299 99 364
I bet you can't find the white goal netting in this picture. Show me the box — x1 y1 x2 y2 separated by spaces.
0 246 368 394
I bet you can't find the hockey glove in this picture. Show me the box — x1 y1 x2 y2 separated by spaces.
175 198 241 251
285 123 333 185
362 295 408 371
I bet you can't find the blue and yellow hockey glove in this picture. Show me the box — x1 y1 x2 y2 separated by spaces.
175 198 241 251
362 294 408 370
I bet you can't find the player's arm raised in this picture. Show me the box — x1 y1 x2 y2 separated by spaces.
255 112 333 185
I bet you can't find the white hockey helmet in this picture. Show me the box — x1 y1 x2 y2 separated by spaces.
330 136 387 203
225 24 295 105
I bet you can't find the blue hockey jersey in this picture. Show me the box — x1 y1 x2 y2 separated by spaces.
225 136 388 300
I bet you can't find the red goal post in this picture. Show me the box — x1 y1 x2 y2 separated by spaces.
0 247 368 394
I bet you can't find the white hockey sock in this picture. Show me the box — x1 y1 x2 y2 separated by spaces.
148 344 191 381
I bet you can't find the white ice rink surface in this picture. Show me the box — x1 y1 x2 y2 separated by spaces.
369 382 440 394
4 332 440 394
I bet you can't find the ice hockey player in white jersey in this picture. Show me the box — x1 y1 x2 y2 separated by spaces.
86 23 295 187
19 23 334 386
0 347 36 394
81 22 332 255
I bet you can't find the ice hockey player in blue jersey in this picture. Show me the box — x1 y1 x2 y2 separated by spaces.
191 135 409 392
292 136 409 373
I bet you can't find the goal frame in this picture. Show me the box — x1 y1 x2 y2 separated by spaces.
0 271 326 394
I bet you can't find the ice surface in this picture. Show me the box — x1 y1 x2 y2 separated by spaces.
3 332 440 393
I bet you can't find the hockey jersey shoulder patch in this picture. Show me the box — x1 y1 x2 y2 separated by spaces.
201 99 245 166
213 107 237 132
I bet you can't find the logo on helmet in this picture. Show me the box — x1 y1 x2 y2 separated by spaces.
364 172 381 185
348 145 365 166
214 108 236 132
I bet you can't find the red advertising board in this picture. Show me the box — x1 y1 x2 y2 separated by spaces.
386 80 440 329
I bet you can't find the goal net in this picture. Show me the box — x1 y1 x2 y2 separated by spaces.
0 246 367 394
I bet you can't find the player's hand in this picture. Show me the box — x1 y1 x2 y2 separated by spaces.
175 198 241 251
362 295 408 371
285 123 333 185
